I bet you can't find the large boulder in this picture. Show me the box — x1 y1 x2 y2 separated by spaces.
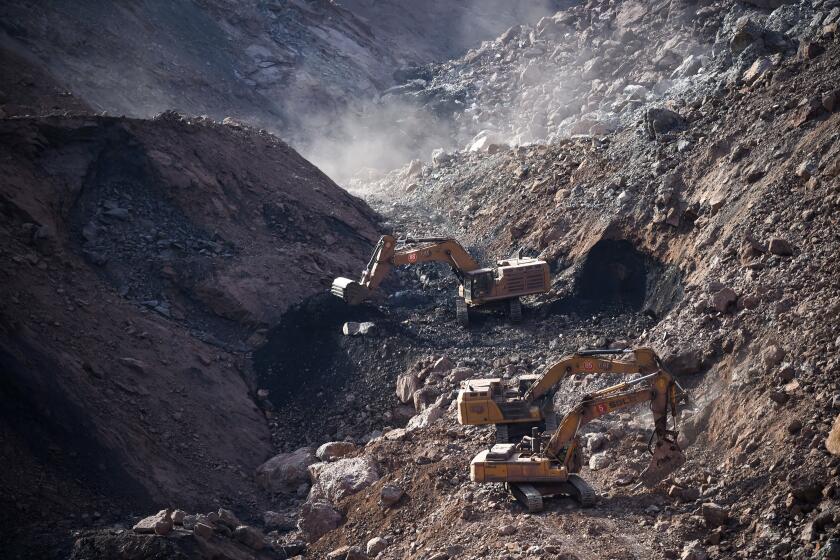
664 348 704 375
132 509 173 535
701 503 730 527
730 17 765 54
395 373 420 403
406 405 444 431
309 456 380 503
298 499 342 542
412 386 439 412
644 107 685 137
316 441 357 462
255 447 317 493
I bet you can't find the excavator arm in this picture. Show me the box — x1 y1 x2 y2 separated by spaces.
332 235 481 304
522 347 663 403
541 370 685 485
457 347 667 433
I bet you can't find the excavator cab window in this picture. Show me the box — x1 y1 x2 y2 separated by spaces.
468 270 494 300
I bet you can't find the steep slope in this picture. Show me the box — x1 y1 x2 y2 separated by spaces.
0 0 563 143
0 113 379 558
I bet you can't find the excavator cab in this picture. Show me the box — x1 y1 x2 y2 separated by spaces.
464 269 495 302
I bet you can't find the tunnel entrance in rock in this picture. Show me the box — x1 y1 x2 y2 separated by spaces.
571 239 683 318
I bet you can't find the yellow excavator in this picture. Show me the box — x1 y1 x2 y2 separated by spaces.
457 348 664 442
470 368 686 511
331 235 550 325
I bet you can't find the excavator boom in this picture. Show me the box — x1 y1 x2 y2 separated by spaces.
457 347 667 442
469 368 687 511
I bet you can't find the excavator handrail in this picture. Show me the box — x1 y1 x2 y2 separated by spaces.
575 348 632 356
398 236 453 244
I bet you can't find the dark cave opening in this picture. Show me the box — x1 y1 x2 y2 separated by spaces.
571 239 683 318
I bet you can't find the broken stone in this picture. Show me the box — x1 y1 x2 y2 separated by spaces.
731 17 764 54
298 499 342 542
710 287 737 313
498 524 517 536
743 57 773 85
412 387 439 412
309 456 380 502
701 502 729 527
193 522 214 540
328 546 351 559
796 159 817 180
395 373 420 404
214 508 240 529
431 356 453 373
367 536 388 556
255 447 317 493
263 510 297 531
172 509 186 525
589 452 612 471
798 40 825 60
762 345 786 368
233 525 265 550
587 433 607 452
342 321 377 336
154 520 173 536
133 509 172 534
828 413 840 455
450 367 474 382
664 348 703 375
824 89 839 113
405 403 443 430
768 238 794 256
379 484 404 507
317 441 357 462
645 107 685 137
431 149 452 167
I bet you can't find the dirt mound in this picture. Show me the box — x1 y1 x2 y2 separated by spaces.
0 113 378 558
302 4 840 559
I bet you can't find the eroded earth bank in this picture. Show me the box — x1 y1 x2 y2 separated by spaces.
1 1 840 559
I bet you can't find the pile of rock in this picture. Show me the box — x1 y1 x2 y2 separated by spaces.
88 506 307 560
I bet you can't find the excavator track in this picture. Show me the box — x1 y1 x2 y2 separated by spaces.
566 474 596 507
508 297 522 322
495 423 510 443
508 483 544 513
455 297 470 326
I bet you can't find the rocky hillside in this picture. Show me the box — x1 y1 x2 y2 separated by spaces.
0 1 561 142
0 112 379 558
2 1 840 560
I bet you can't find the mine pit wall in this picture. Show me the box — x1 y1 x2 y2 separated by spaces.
0 113 384 553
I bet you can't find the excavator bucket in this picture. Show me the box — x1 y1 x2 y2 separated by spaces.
638 437 686 487
331 277 370 305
